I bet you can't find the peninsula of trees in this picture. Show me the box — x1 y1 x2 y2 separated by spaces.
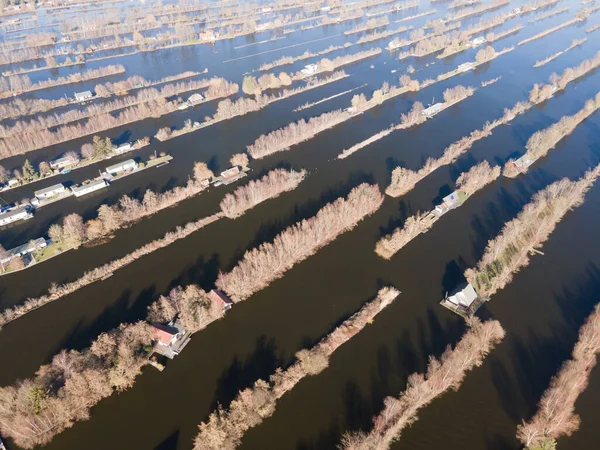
194 287 400 450
517 303 600 450
340 318 505 449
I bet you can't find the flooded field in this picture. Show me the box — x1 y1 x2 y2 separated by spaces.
0 0 600 449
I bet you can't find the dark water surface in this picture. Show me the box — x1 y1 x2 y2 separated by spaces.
1 1 600 449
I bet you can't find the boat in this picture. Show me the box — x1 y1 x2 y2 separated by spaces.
0 436 7 450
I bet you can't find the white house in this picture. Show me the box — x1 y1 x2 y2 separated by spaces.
458 62 474 72
0 206 33 226
301 64 318 76
445 282 478 309
0 237 47 265
71 179 108 197
34 183 65 200
422 103 443 118
114 142 134 154
105 159 138 176
74 90 93 102
50 155 77 170
188 93 204 106
255 22 272 32
387 39 402 50
472 36 487 46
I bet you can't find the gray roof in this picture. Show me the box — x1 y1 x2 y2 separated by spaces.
7 237 46 256
106 159 136 173
71 179 107 193
34 183 64 197
75 90 93 97
0 206 30 220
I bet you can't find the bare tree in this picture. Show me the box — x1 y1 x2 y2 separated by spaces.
220 169 306 218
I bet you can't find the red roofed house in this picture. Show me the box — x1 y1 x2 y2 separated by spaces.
151 322 191 359
209 289 233 312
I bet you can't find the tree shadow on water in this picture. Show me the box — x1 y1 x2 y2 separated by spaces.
58 285 157 353
155 430 179 450
210 335 281 411
224 171 375 271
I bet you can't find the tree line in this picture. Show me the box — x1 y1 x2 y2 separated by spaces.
0 64 125 98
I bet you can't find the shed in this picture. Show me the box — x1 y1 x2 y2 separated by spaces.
471 36 486 46
105 159 138 175
34 183 65 200
74 90 93 101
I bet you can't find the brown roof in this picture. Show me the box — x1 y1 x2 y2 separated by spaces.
209 289 233 306
153 324 177 345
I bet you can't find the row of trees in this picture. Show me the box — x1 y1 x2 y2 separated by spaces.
220 168 306 218
504 92 600 177
376 162 500 259
308 47 382 76
0 64 125 97
0 77 233 139
517 303 600 449
0 78 238 159
194 287 400 450
47 161 213 248
241 72 292 96
258 44 348 71
340 318 505 449
356 25 410 44
249 77 427 160
0 212 223 330
216 183 384 301
518 15 585 47
339 83 476 160
466 164 600 297
203 71 347 126
445 0 509 22
344 15 389 35
533 39 586 68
